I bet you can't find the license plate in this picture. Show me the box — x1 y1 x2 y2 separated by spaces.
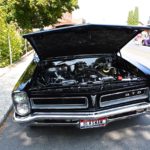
80 118 107 129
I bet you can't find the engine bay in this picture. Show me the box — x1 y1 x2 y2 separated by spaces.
32 55 145 88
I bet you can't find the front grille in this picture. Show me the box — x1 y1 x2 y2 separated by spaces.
100 87 149 107
30 97 88 109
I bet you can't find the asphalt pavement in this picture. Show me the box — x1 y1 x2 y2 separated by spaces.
0 51 34 124
0 42 150 150
121 41 150 70
0 112 150 150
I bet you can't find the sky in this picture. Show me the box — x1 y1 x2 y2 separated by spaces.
73 0 150 25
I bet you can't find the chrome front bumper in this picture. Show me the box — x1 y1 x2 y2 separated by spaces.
14 102 150 126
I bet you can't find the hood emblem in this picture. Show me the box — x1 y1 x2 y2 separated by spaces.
91 95 96 107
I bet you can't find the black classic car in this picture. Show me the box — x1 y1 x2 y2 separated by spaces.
12 24 150 129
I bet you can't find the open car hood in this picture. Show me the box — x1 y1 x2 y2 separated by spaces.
23 24 149 60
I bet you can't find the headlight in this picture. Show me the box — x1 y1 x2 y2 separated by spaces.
12 91 30 116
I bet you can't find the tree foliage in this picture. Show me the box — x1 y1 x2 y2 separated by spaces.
5 0 78 30
0 7 8 66
134 7 139 25
127 7 139 25
0 7 23 67
0 0 78 67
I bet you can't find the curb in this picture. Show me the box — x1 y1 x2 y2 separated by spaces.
0 105 13 127
0 51 34 126
0 50 34 78
0 67 10 78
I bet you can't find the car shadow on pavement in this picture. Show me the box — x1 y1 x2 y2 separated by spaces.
1 112 150 150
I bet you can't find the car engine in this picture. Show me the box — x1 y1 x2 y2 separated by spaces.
33 55 143 88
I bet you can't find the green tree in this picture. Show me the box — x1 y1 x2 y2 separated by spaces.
4 0 78 30
127 11 133 25
127 7 139 25
0 7 8 66
0 7 22 67
134 7 139 25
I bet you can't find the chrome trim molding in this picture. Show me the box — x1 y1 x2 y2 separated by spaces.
100 87 149 107
30 112 145 126
14 102 150 123
30 97 88 109
32 122 79 126
108 111 146 123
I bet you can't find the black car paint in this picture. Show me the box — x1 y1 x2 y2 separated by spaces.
12 24 150 126
23 24 150 60
13 54 149 94
12 23 150 93
13 60 37 92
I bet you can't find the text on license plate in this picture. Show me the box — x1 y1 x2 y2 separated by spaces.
80 118 107 129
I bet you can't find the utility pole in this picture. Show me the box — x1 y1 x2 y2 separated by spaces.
25 39 27 54
8 33 12 65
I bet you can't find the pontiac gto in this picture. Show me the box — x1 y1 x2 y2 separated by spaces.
12 24 150 129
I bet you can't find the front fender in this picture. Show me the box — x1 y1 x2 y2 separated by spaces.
12 60 37 92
